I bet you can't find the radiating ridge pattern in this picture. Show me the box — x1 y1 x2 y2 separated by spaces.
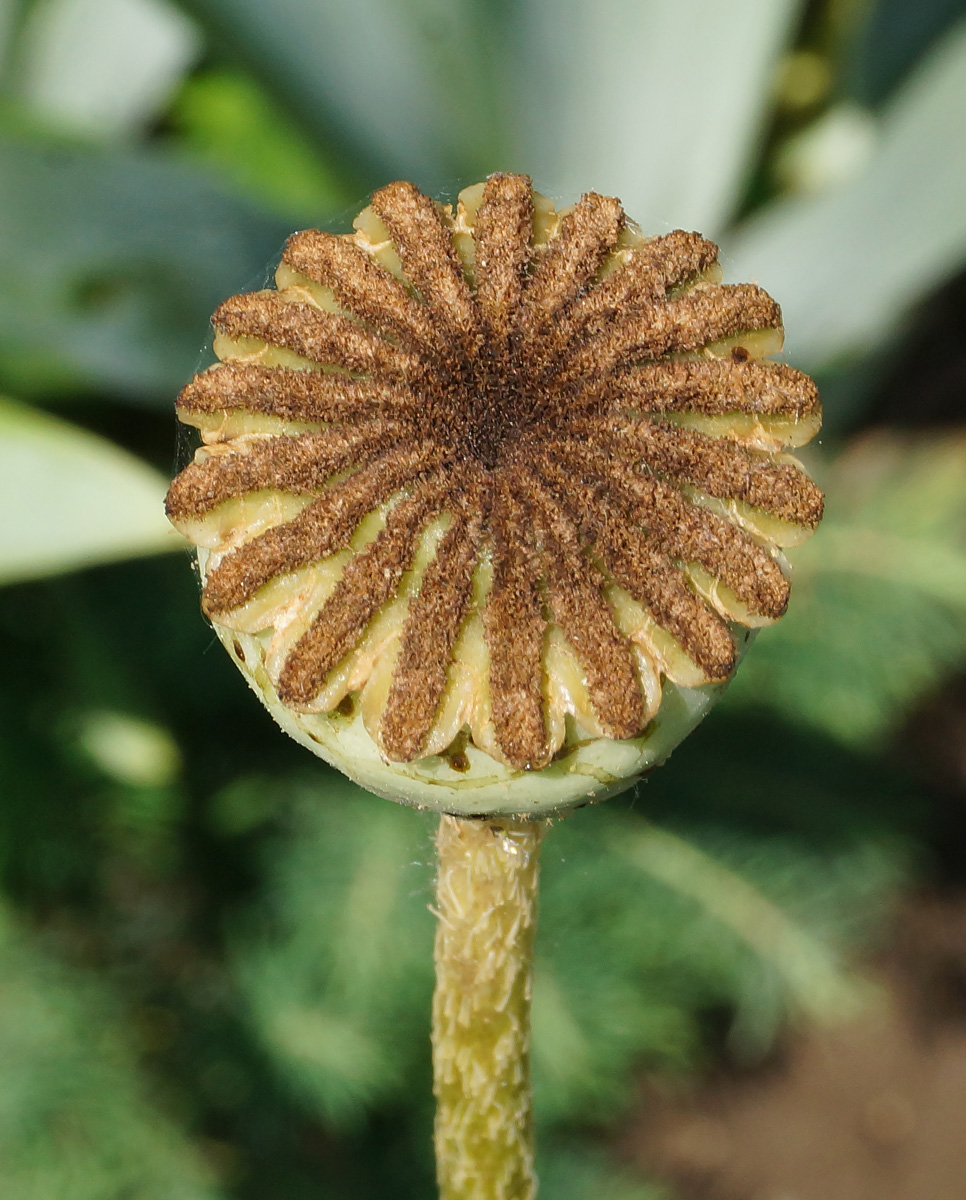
166 174 822 773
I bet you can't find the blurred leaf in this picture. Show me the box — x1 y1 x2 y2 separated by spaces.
730 432 966 745
0 132 292 399
228 776 435 1128
847 0 966 106
169 68 352 222
76 708 181 787
773 101 878 196
227 736 910 1132
173 0 504 190
0 0 19 73
615 821 872 1027
536 1142 669 1200
0 906 225 1199
0 396 181 583
514 0 802 234
726 18 966 371
15 0 200 138
531 798 902 1121
0 555 237 899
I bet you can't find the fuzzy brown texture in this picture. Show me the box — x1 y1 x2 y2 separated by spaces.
166 423 402 516
167 173 823 771
483 478 550 770
532 446 790 621
277 471 452 706
213 291 421 377
176 363 423 424
379 480 486 760
554 229 719 349
605 357 820 418
527 474 646 738
371 181 479 350
473 173 533 337
199 443 441 614
283 230 439 351
518 192 623 329
601 419 825 527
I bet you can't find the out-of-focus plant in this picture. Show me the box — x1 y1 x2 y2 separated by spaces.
1 0 966 1196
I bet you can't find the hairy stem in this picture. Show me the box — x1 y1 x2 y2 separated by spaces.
432 814 548 1200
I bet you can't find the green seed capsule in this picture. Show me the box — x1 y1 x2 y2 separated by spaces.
167 175 823 817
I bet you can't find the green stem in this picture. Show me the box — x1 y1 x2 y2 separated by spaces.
432 814 547 1200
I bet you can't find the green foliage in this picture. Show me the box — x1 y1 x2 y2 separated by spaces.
175 0 505 188
728 17 966 373
847 0 966 104
0 132 291 400
0 396 178 583
530 769 909 1122
730 432 966 745
1 1 966 1197
514 0 802 235
169 69 352 223
0 907 224 1200
224 776 436 1127
208 719 916 1140
536 1142 671 1200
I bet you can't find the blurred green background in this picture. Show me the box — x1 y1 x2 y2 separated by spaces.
3 0 966 1196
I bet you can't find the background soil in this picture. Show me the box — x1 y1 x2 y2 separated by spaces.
628 661 966 1200
629 893 966 1200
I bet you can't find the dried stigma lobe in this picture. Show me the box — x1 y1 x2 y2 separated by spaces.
166 175 822 816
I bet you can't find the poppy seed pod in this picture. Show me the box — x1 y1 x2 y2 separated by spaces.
166 174 822 817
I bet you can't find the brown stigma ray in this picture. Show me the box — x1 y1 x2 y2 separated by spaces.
370 181 479 350
379 483 487 762
177 364 423 425
277 470 454 707
597 418 825 527
518 192 623 331
213 292 421 377
529 447 737 679
165 423 403 519
473 174 534 339
602 358 820 421
483 478 550 771
166 174 823 773
532 443 790 623
281 230 440 353
557 229 719 345
556 283 783 385
200 441 442 615
522 473 646 739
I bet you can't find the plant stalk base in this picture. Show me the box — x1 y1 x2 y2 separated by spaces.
432 814 547 1200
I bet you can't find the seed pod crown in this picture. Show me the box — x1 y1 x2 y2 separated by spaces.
166 174 822 815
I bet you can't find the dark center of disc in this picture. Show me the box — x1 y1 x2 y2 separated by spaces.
452 343 542 471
